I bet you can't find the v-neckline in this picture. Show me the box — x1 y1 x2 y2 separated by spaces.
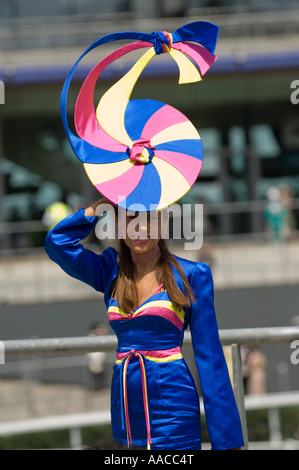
132 283 164 313
111 283 165 314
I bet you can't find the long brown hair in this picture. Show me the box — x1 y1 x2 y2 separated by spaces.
115 238 195 313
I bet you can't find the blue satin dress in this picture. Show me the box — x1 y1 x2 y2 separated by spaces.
45 208 244 450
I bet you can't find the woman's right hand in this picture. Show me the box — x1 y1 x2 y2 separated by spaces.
84 198 113 217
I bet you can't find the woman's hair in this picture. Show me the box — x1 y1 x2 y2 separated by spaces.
115 238 195 313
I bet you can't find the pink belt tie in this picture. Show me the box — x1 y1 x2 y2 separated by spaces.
121 350 152 450
116 345 183 450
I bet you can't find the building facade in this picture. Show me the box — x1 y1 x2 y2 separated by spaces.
0 1 299 248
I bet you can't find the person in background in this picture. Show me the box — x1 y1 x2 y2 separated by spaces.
264 186 287 243
86 321 108 391
42 201 72 231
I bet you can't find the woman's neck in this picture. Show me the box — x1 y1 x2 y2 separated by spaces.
130 245 161 273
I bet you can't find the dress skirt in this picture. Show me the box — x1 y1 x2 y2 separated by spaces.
111 355 202 450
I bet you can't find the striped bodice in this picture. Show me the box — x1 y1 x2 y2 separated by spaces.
107 288 187 449
108 299 185 329
107 292 186 353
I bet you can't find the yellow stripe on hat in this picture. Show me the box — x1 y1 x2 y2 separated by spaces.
96 48 156 146
152 157 190 210
84 159 134 185
151 120 201 147
169 48 202 84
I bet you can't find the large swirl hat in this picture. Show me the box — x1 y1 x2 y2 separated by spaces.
61 22 219 211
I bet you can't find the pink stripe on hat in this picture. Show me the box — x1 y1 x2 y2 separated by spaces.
95 162 144 204
155 150 203 186
141 104 188 141
74 41 152 150
172 41 217 76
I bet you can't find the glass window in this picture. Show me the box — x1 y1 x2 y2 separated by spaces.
249 124 281 158
3 160 40 190
181 181 222 205
4 193 32 221
200 128 221 177
231 179 248 201
229 126 246 152
35 181 63 211
2 159 62 221
229 126 246 175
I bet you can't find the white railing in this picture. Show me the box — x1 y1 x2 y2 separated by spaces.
0 392 298 450
1 326 299 449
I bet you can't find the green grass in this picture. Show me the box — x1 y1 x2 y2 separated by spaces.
0 408 298 449
0 424 113 450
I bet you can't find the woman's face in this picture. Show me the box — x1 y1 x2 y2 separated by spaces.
118 210 163 255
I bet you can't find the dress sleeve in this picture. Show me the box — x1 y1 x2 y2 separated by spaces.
44 208 118 296
189 262 244 450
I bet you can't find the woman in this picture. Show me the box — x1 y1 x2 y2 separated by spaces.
45 198 244 450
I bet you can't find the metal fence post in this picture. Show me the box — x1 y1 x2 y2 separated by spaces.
268 407 282 443
231 343 249 449
69 427 83 449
